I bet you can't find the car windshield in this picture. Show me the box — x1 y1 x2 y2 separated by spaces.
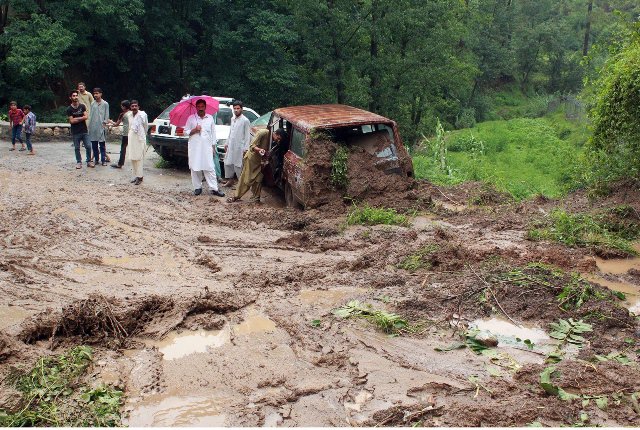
157 102 179 120
252 111 271 127
215 108 232 126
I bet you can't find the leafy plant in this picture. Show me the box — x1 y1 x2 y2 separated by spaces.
154 156 174 169
0 346 123 427
333 300 411 334
346 204 409 227
556 274 604 311
330 145 349 188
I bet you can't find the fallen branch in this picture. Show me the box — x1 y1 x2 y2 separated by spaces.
468 265 520 327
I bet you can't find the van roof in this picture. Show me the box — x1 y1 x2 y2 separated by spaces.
273 104 394 133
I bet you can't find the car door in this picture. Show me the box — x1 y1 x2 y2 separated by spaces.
284 127 306 204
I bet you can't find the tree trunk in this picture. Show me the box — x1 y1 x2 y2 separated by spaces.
582 0 593 57
369 0 381 112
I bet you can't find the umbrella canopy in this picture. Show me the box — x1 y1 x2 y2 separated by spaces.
169 95 220 127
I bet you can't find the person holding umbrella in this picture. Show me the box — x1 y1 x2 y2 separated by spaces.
183 98 225 197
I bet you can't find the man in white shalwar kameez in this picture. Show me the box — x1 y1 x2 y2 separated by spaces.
128 100 148 185
185 99 226 197
221 100 250 187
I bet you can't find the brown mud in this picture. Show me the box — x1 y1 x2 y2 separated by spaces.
1 141 640 427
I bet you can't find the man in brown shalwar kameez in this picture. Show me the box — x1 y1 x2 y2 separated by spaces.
227 128 280 203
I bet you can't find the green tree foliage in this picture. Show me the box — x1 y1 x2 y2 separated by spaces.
0 0 638 142
587 24 640 181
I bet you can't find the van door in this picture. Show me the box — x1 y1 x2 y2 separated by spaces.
284 128 306 205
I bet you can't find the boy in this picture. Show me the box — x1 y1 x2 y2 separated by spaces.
22 105 36 155
8 101 25 151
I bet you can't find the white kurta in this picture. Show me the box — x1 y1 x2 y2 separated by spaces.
225 114 250 168
128 111 148 161
185 113 217 172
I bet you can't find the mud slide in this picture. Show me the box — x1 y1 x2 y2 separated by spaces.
1 141 640 427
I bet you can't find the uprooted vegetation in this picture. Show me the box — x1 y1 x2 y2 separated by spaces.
0 346 122 427
527 208 640 257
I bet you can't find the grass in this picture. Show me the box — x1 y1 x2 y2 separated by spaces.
333 300 412 334
154 156 174 169
0 346 123 427
527 209 639 256
346 204 409 227
397 244 439 272
331 145 349 188
413 112 588 200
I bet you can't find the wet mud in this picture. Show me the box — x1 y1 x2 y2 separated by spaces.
1 142 640 426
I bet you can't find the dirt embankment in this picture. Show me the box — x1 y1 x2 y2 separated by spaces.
1 142 640 426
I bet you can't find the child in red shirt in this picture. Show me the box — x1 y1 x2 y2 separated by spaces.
8 101 25 151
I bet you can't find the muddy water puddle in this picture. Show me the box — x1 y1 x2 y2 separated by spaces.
469 317 552 359
585 246 640 314
0 305 32 329
471 317 550 343
142 328 230 360
234 309 276 335
125 394 228 427
584 274 640 314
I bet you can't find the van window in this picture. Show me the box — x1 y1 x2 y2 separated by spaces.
290 129 305 157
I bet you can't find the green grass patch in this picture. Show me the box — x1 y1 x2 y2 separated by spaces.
397 244 439 272
0 346 123 427
346 204 409 227
413 114 587 200
154 156 174 169
333 300 412 334
330 145 349 188
527 209 639 256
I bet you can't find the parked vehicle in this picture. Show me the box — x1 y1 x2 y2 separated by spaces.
250 111 271 137
263 104 414 208
149 97 259 167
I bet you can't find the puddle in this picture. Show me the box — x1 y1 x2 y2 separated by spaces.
583 274 640 314
594 247 640 275
470 317 550 344
299 288 366 306
0 305 32 330
143 328 229 360
234 310 276 335
125 395 227 427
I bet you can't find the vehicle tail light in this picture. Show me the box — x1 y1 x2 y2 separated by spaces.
175 127 184 136
149 125 156 134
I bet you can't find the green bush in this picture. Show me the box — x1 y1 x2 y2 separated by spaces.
347 204 409 226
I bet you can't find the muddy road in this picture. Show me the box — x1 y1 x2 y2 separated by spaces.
1 140 640 427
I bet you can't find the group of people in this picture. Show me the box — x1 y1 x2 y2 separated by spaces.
7 101 36 154
8 84 287 199
185 98 288 204
67 82 148 185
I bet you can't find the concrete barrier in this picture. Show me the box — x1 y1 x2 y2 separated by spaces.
0 121 123 142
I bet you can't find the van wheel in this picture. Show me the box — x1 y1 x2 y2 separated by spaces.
284 183 301 209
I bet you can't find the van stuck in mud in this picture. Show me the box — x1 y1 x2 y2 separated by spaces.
262 104 414 209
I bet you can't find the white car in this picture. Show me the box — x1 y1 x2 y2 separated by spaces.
149 96 259 167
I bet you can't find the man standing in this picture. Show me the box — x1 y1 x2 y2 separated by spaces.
66 91 92 169
88 88 109 166
227 128 281 204
221 100 250 187
8 101 25 151
22 105 36 155
184 99 225 197
77 82 94 119
127 100 148 185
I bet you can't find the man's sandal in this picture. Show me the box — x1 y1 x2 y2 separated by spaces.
226 196 240 203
